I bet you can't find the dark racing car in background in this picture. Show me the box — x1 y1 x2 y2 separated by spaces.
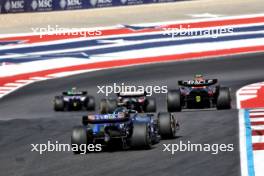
167 75 231 112
71 107 179 153
54 88 95 111
99 91 156 114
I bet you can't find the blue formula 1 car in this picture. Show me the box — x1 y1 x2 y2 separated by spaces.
71 107 179 154
167 75 231 112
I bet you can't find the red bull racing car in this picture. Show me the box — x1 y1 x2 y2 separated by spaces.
167 75 231 112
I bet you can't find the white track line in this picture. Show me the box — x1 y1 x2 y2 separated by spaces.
30 77 49 81
251 125 264 130
250 112 264 116
252 136 264 143
4 83 24 87
239 90 258 94
15 80 35 83
253 150 264 176
251 118 264 122
0 86 16 90
250 109 264 112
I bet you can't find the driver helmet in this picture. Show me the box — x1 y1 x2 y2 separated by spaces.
194 74 204 81
68 87 77 94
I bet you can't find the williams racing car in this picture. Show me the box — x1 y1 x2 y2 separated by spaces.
54 88 95 111
71 107 179 153
167 75 231 112
99 91 156 114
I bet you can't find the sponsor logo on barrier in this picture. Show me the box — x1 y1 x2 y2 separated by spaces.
4 0 25 12
59 0 67 9
89 0 97 7
120 0 127 4
4 0 11 12
90 0 112 7
120 0 143 5
156 0 175 2
0 0 180 13
60 0 82 10
31 0 38 10
31 0 53 11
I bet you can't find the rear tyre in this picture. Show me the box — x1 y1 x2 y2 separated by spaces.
144 98 156 112
54 96 64 111
131 123 152 149
216 87 231 110
71 126 87 154
167 89 182 112
86 96 95 111
99 99 117 114
158 112 177 139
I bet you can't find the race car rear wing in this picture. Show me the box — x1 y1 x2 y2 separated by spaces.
117 91 146 97
178 79 218 87
62 91 87 96
82 115 130 125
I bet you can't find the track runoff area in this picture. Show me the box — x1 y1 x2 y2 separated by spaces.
1 13 264 176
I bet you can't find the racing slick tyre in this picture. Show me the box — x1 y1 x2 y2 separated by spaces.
131 123 152 149
144 98 156 112
86 96 95 111
100 99 118 114
216 87 231 110
167 89 182 112
54 96 64 111
71 126 88 154
158 112 177 139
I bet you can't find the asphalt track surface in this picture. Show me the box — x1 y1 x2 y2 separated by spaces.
1 52 264 176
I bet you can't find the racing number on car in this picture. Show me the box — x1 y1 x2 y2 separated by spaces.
196 96 201 103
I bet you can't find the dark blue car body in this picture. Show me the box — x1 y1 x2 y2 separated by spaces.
81 107 160 148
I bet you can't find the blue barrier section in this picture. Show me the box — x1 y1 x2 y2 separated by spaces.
0 0 179 14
